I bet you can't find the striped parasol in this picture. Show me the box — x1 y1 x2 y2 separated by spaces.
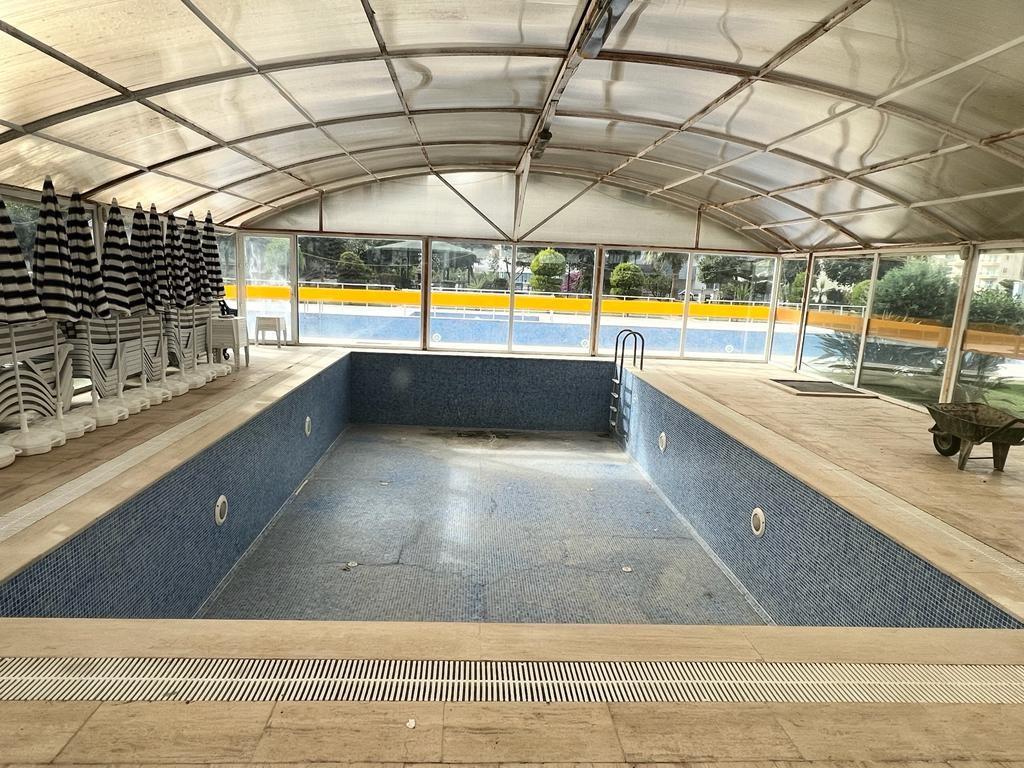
184 213 212 305
166 214 193 309
66 193 126 427
131 204 159 314
148 205 172 309
201 212 225 300
0 199 44 325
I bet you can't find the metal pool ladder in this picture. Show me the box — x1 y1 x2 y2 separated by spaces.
610 329 645 435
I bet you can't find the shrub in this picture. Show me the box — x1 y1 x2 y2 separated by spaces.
850 279 871 306
528 248 566 292
609 262 645 296
969 288 1024 331
644 272 672 297
872 260 957 322
337 251 370 283
786 270 806 303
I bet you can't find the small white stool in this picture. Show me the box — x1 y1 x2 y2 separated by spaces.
255 316 284 347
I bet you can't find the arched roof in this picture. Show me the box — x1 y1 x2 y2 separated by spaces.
1 0 1022 250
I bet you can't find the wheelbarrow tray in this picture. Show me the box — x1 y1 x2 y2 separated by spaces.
925 402 1024 471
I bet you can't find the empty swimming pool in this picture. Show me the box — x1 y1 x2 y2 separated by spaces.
201 426 763 624
0 350 1020 629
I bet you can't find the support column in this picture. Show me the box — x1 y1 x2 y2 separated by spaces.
421 237 431 351
589 246 606 357
853 253 880 389
940 243 979 402
793 252 814 372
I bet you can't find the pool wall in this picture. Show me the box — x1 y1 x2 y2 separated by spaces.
620 369 1023 629
0 352 613 618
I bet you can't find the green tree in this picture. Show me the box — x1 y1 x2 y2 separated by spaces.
644 272 672 297
697 254 747 286
337 251 370 283
608 262 645 296
850 279 871 305
786 270 806 303
872 260 957 322
968 288 1024 331
529 247 566 292
648 251 687 298
821 259 872 286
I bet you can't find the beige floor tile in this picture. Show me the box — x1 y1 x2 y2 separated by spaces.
0 702 99 763
773 703 1024 760
253 702 443 763
55 702 272 763
608 703 801 761
441 703 624 763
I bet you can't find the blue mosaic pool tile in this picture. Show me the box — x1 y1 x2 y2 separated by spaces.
0 355 351 618
349 351 615 432
619 369 1023 629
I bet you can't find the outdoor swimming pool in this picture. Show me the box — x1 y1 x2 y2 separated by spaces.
0 351 1019 629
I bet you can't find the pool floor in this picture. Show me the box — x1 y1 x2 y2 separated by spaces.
201 425 764 624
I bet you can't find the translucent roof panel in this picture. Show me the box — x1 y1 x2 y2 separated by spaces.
547 115 667 155
235 127 341 168
0 35 117 126
778 0 1024 98
172 191 258 222
518 173 592 234
644 133 752 173
438 171 516 234
717 153 827 192
159 148 268 189
323 116 418 152
835 208 950 245
928 191 1024 241
414 112 534 145
189 0 377 63
357 146 431 175
426 144 523 168
615 160 695 189
224 172 308 203
148 76 305 143
100 173 211 211
290 155 370 186
250 197 318 230
393 56 560 111
778 180 894 217
604 0 842 67
0 135 135 193
537 148 624 175
861 149 1024 203
728 197 810 225
668 175 755 205
41 102 214 167
372 0 581 50
776 110 962 173
3 0 246 90
225 205 274 228
695 82 857 145
559 60 738 125
271 61 404 121
773 221 852 250
890 45 1024 140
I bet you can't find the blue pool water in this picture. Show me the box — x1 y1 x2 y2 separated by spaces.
0 350 1018 629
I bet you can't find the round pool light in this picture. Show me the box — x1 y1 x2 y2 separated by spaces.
751 507 766 537
215 495 229 526
304 415 312 437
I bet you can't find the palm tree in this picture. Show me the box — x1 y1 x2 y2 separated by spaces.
647 251 687 299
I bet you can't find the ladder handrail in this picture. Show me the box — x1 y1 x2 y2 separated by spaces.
610 329 645 435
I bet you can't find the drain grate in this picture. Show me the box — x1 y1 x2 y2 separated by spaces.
1 657 1022 703
769 379 876 397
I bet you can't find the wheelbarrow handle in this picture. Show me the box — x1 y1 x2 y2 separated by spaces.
980 416 1024 444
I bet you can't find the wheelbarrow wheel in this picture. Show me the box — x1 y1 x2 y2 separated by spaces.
932 432 961 457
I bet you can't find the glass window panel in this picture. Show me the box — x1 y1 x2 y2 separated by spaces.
718 153 827 192
560 60 738 125
776 110 961 173
41 102 214 167
685 254 775 358
372 0 580 49
0 35 117 125
778 179 893 216
599 249 688 355
225 172 307 203
290 155 369 185
778 0 1024 97
161 147 268 188
0 136 135 193
101 173 210 211
173 192 256 223
799 257 871 384
297 235 421 346
324 116 417 152
696 82 857 145
957 249 1024 413
149 76 304 142
429 240 513 351
414 111 534 145
928 191 1024 242
190 0 377 63
216 232 237 304
243 235 293 342
644 132 749 172
548 116 667 156
860 252 963 404
272 61 404 121
393 56 560 111
1 195 41 263
236 127 341 167
512 244 595 353
770 258 807 367
425 144 523 169
861 149 1024 203
605 0 841 67
5 0 246 89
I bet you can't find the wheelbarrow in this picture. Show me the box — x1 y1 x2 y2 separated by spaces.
926 402 1024 471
